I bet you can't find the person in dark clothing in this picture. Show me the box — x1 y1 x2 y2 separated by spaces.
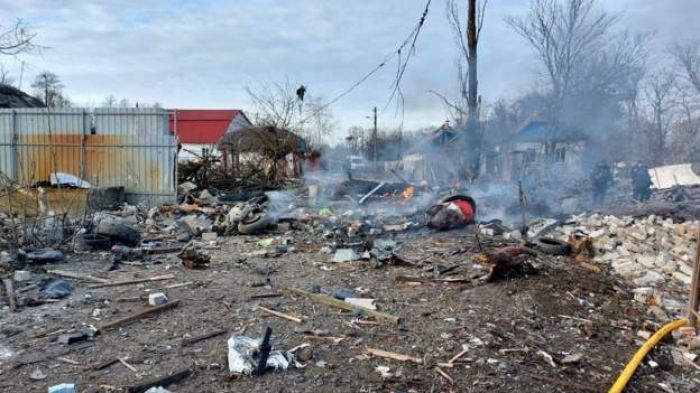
591 161 613 207
630 161 652 202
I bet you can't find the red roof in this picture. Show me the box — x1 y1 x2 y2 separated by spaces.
169 109 250 144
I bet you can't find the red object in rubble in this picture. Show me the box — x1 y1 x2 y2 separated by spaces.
451 199 475 223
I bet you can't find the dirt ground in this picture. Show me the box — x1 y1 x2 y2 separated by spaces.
0 228 698 392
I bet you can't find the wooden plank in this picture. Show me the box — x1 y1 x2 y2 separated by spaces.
181 329 228 346
3 278 16 312
47 269 110 283
125 366 191 393
285 287 400 326
99 300 180 332
88 274 175 289
688 224 700 327
366 347 423 364
257 306 303 323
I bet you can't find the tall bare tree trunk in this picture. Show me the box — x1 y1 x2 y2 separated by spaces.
467 0 478 122
466 0 480 180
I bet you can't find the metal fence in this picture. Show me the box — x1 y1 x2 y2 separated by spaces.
0 108 177 205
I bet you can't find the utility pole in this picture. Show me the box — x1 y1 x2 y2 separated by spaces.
372 106 378 165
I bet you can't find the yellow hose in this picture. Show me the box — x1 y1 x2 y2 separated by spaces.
608 318 688 393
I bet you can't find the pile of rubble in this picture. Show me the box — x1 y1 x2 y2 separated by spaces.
552 213 698 316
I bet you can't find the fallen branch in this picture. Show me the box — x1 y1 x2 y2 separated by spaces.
88 274 175 289
257 306 303 323
3 278 16 312
47 269 110 284
100 300 180 332
366 347 423 364
285 288 400 325
125 366 192 393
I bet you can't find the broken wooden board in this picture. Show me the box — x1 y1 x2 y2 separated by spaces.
100 300 180 332
285 287 400 326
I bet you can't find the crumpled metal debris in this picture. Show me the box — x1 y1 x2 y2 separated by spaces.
39 278 73 299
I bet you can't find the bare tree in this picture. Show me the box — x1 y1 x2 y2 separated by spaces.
31 71 71 108
0 19 37 56
437 0 488 125
0 64 14 85
508 0 616 109
672 41 700 96
643 72 676 161
507 0 647 163
246 81 299 130
102 94 117 107
246 80 335 149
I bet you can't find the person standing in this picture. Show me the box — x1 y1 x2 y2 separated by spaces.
630 161 652 202
591 161 613 207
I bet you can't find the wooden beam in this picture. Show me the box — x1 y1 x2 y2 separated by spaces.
88 274 175 289
257 306 303 323
47 269 110 283
366 347 423 364
125 366 191 393
100 300 180 332
688 224 700 327
181 329 228 346
285 287 400 326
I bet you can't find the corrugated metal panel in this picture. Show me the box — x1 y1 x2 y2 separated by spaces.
0 108 176 205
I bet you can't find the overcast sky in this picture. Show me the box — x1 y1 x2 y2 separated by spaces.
1 0 698 143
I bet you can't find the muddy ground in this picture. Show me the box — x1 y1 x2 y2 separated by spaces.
0 229 698 392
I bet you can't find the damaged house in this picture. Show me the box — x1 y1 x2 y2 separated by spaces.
386 123 466 185
219 126 307 180
170 109 252 162
495 120 587 181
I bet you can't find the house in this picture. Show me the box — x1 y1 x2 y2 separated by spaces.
497 120 587 181
218 126 306 180
0 83 44 108
169 109 251 162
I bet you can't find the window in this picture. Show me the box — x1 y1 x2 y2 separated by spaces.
555 148 566 162
202 148 210 157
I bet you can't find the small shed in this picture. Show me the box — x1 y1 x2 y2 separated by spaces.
219 126 306 179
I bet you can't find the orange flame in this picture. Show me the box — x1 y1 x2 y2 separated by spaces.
401 185 415 200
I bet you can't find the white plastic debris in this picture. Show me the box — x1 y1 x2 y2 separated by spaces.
332 249 359 263
227 335 292 374
50 172 91 188
148 292 169 306
48 383 75 393
144 387 172 393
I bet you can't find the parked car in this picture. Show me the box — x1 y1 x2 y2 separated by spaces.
347 155 366 170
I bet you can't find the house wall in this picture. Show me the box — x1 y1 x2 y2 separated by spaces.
179 143 220 162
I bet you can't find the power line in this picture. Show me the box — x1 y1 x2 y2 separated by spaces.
296 0 433 127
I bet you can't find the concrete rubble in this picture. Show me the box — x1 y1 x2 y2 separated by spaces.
551 213 698 319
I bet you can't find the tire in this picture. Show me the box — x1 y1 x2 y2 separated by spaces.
96 219 141 246
534 237 571 256
77 233 113 251
238 207 273 235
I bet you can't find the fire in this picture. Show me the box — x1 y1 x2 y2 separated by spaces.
401 185 415 201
